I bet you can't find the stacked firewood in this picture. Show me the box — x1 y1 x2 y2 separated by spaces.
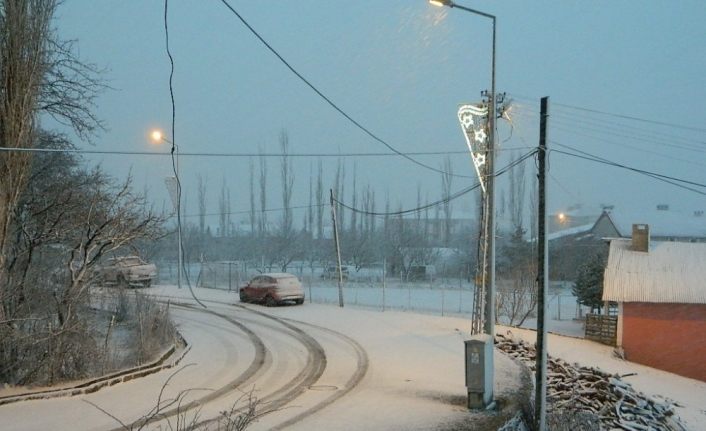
495 333 688 431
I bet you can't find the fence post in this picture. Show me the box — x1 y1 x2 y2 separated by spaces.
382 258 386 312
441 288 445 316
228 262 232 291
558 295 561 320
408 282 411 310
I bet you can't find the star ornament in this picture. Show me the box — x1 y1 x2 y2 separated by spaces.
474 128 487 143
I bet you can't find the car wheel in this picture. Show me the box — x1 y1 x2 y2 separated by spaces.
142 280 151 288
239 292 248 303
295 298 304 305
264 295 277 307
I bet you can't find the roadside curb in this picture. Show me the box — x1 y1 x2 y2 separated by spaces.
0 332 190 407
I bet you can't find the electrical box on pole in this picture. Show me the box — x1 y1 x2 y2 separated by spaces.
464 334 494 409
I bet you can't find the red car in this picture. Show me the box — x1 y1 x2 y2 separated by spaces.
239 273 305 306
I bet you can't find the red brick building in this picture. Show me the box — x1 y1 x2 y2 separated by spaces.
603 225 706 382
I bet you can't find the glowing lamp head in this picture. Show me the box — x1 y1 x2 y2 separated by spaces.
429 0 453 7
150 130 164 143
558 213 566 222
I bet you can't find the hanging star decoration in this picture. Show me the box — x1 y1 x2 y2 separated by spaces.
457 103 489 193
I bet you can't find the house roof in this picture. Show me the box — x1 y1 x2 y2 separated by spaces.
602 208 706 238
603 239 706 304
547 223 595 241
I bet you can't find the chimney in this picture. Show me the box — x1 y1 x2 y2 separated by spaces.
632 224 649 252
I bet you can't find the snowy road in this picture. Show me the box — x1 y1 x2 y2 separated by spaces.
3 286 526 430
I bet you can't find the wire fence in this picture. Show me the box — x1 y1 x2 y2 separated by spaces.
156 261 590 324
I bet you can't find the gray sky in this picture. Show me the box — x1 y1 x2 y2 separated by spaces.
51 1 706 230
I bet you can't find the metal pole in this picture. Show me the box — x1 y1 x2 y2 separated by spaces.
177 144 182 290
382 256 386 311
330 189 344 307
535 96 550 431
484 15 496 340
451 0 498 340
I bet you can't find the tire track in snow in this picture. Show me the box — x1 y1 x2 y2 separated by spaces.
113 303 269 431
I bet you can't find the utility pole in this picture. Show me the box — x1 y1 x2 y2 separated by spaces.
483 13 498 340
535 96 550 431
330 189 344 308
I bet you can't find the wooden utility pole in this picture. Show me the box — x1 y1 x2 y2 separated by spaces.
535 96 549 431
330 189 344 307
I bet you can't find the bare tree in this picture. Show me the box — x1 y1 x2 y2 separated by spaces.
350 162 357 236
248 157 256 237
279 130 294 237
0 0 103 326
218 177 227 237
315 159 324 239
197 174 207 236
508 151 526 233
258 149 267 238
441 157 453 246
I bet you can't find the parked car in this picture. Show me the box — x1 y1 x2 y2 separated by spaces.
239 273 305 306
96 256 157 288
321 265 350 280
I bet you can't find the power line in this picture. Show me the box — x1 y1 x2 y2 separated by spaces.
509 93 706 134
217 0 474 179
550 142 706 196
513 106 706 152
334 149 538 217
182 203 322 218
0 147 507 157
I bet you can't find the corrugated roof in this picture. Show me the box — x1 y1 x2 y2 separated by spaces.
603 239 706 304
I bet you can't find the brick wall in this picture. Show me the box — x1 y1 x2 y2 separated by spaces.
623 302 706 382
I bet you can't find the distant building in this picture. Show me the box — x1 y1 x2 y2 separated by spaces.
592 204 706 242
603 225 706 382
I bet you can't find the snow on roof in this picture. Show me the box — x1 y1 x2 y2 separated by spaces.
261 272 298 279
606 209 706 238
603 239 706 304
547 223 594 241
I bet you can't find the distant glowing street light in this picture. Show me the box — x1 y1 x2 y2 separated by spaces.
558 212 566 222
150 129 164 144
429 0 452 7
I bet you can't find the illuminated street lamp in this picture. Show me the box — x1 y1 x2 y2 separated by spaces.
558 212 566 223
429 0 496 337
150 129 182 290
429 0 500 413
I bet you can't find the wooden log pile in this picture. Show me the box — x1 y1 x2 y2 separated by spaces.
495 333 688 431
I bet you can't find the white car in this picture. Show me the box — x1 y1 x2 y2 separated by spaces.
96 256 157 288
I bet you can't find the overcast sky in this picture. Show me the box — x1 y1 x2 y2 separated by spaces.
50 1 706 230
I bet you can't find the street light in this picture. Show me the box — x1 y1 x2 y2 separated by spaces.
429 0 498 412
429 0 496 338
150 128 182 290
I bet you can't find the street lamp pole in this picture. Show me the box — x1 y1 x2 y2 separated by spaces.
429 0 496 342
151 130 182 290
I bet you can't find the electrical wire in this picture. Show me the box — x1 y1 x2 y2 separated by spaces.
550 143 706 196
164 0 206 308
217 0 476 179
509 93 706 134
333 149 538 217
0 147 529 157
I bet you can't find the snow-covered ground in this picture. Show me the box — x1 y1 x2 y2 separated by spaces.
1 285 703 430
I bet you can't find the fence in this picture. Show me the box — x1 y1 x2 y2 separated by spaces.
156 261 589 323
584 314 618 346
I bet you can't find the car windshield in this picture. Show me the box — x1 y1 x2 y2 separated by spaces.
121 257 142 266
